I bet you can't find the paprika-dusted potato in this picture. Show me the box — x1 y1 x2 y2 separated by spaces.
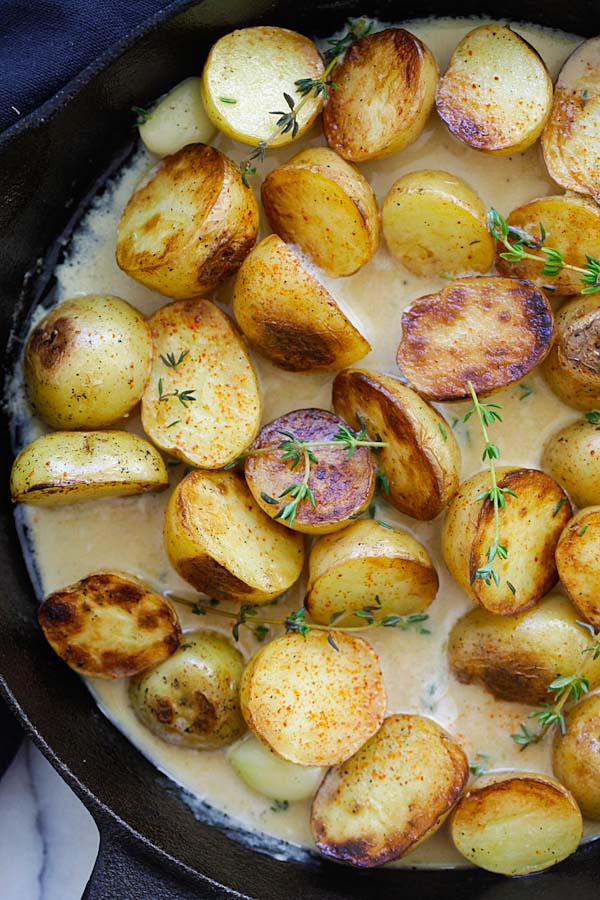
322 28 438 161
227 734 325 802
543 295 600 410
136 77 216 157
116 144 259 299
24 295 152 429
129 630 246 749
436 24 553 155
553 694 600 820
38 573 180 679
442 467 571 615
397 278 554 401
141 299 261 469
165 469 304 604
542 418 600 508
555 507 600 628
239 631 386 766
261 148 379 277
332 368 460 519
232 235 370 372
311 715 468 867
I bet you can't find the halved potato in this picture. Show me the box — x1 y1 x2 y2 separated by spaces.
396 277 554 401
311 715 468 867
116 143 259 299
322 28 438 161
261 147 379 277
436 24 553 154
442 467 571 615
381 170 495 276
543 295 600 410
137 77 216 157
239 631 386 766
227 734 325 801
10 431 168 506
553 694 600 820
164 469 304 604
141 299 261 469
38 573 180 679
556 507 600 628
232 235 370 371
542 418 600 508
332 368 460 519
305 519 438 625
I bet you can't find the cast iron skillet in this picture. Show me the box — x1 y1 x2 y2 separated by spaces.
2 1 600 897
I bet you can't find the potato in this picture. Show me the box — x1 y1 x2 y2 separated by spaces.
201 27 324 147
436 24 553 155
240 631 385 766
305 519 438 625
555 507 600 628
261 147 379 277
448 593 600 705
244 408 375 534
227 734 325 801
141 299 261 469
396 277 554 401
232 235 370 372
311 715 468 867
442 467 571 615
137 77 216 157
38 573 180 679
381 170 495 277
542 419 600 508
322 28 438 162
164 469 304 604
116 144 259 299
332 368 460 519
553 694 600 819
450 773 582 875
10 431 168 506
24 295 152 429
129 630 245 749
543 295 600 410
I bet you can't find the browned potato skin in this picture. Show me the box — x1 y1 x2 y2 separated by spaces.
556 507 600 628
553 694 600 819
543 295 600 410
542 419 600 508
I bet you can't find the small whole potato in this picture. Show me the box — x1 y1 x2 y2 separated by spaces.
227 734 325 802
555 507 600 628
543 295 600 410
137 77 216 157
542 418 600 508
553 694 600 819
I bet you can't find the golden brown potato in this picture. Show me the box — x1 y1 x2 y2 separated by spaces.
137 77 216 157
555 507 600 628
543 295 600 410
38 573 180 679
239 631 386 766
332 368 460 519
24 295 152 429
164 469 304 604
261 147 379 277
553 694 600 819
232 235 370 371
396 277 554 401
311 715 468 867
116 144 259 299
542 418 600 508
436 24 553 155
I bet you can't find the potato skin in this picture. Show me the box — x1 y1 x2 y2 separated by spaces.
542 419 600 508
137 77 216 156
553 694 600 819
543 295 600 410
227 734 325 801
556 507 600 628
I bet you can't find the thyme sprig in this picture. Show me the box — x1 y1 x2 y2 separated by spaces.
160 350 189 370
157 378 196 408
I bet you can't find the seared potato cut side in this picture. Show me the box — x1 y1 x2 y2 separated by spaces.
556 507 600 628
305 519 438 625
450 774 582 875
129 630 245 749
543 295 600 410
164 469 304 604
141 299 260 469
137 77 216 157
38 573 180 679
436 24 552 154
261 148 379 277
332 368 460 519
381 170 494 277
24 295 152 429
311 715 468 867
244 409 375 534
116 144 259 299
232 235 370 372
542 419 600 508
553 694 600 820
239 631 386 766
397 277 554 401
10 431 168 506
227 734 325 801
202 27 324 147
322 28 438 162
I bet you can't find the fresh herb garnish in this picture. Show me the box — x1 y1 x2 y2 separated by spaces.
270 799 289 812
160 350 189 370
132 104 152 124
158 378 196 408
518 382 534 401
219 97 237 104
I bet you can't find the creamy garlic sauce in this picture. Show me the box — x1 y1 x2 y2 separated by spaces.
11 16 600 868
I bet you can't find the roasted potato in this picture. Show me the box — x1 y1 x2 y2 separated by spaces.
116 144 259 299
556 507 600 628
129 630 246 749
542 418 600 508
311 715 468 867
543 295 600 410
261 147 379 277
396 277 554 401
141 299 261 469
442 467 571 615
239 631 386 766
227 734 325 801
332 368 460 519
38 573 180 679
436 24 553 155
24 295 152 429
232 235 370 372
164 469 304 604
553 694 600 819
137 77 216 157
